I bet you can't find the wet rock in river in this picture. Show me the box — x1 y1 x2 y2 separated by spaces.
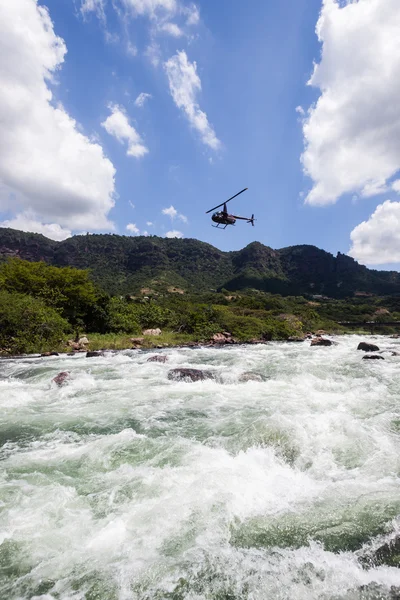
168 368 215 382
238 372 264 382
363 354 385 360
41 352 59 357
357 342 380 352
147 355 168 363
311 337 332 346
86 351 103 358
52 371 70 386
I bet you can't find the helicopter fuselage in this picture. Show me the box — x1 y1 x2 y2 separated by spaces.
211 211 236 226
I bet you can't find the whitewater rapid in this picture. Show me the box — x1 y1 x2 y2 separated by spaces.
1 336 400 599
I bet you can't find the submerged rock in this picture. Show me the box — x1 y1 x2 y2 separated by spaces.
147 355 168 363
363 355 385 360
238 372 264 382
86 351 103 358
311 337 332 346
41 352 59 357
358 342 380 352
286 336 305 342
168 368 214 382
52 371 70 386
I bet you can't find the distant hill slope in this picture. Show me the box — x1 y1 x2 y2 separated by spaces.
1 227 400 297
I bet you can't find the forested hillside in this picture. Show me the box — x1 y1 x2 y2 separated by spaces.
1 227 400 297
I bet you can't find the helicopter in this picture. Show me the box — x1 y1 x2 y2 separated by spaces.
206 188 255 229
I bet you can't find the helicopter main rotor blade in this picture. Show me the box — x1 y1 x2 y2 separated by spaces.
206 188 248 214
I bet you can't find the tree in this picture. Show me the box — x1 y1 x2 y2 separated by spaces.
0 258 100 328
0 290 70 354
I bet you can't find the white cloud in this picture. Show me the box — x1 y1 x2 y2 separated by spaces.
162 205 178 219
129 201 135 209
162 205 188 222
0 0 116 231
185 3 199 26
122 0 178 18
349 200 400 265
134 92 152 107
392 180 400 194
101 104 148 157
126 222 140 234
146 221 153 226
165 230 183 238
159 22 183 37
81 0 106 19
127 41 138 56
301 0 400 206
145 42 161 67
0 212 72 241
165 50 221 150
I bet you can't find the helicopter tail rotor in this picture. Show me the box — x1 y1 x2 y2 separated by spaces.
248 214 255 226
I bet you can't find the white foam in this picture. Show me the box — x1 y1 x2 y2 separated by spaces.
1 336 400 598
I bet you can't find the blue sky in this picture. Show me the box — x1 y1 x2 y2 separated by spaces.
1 0 400 268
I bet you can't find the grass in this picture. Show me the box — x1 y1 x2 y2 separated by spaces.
78 331 196 352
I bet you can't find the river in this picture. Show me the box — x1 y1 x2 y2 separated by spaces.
1 336 400 599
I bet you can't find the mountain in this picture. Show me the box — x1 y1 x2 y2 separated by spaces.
1 227 400 297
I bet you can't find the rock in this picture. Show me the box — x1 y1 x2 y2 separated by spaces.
211 332 235 344
239 372 264 382
86 351 103 358
212 333 227 344
316 329 327 336
78 336 89 345
357 342 380 352
363 355 385 360
41 352 59 357
167 368 215 382
311 337 332 346
130 337 145 345
52 371 70 386
143 328 162 336
287 336 305 342
147 355 168 363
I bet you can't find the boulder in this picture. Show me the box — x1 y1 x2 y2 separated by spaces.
287 336 305 342
211 332 235 344
147 355 168 363
78 336 89 345
357 342 380 352
239 372 264 382
52 371 70 386
168 368 215 382
311 337 332 346
363 355 385 360
86 351 103 358
212 333 227 344
41 352 59 357
143 328 162 336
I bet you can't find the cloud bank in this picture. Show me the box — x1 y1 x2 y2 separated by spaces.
0 0 116 234
301 0 400 206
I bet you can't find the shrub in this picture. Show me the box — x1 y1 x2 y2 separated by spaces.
0 291 70 354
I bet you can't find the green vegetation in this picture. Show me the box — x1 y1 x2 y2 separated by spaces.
2 227 400 297
0 256 399 355
0 290 69 354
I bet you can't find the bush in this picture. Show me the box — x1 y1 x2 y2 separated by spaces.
0 258 100 327
0 291 70 354
105 297 141 334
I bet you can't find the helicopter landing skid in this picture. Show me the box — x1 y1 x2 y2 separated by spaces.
212 223 233 229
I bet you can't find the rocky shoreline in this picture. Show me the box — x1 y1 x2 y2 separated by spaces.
2 332 400 361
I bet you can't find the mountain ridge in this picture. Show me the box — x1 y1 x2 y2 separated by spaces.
0 227 399 297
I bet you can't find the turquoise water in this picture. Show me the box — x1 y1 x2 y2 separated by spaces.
1 337 400 599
